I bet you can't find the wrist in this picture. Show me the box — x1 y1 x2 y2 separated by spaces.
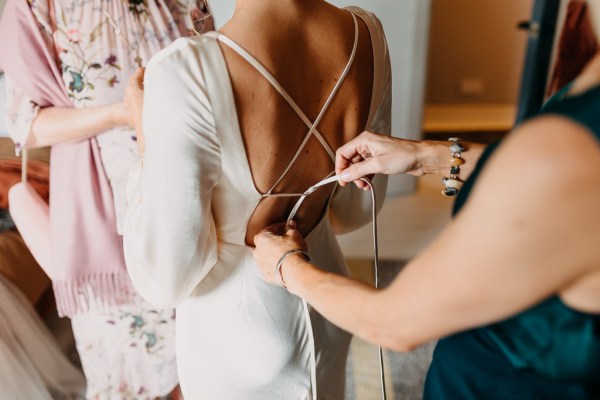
416 140 450 176
110 102 129 128
281 253 311 294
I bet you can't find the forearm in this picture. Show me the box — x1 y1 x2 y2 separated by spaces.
27 102 128 148
414 139 486 182
282 256 414 351
337 132 487 185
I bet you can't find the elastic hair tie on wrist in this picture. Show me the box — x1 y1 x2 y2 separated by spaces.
275 249 312 289
442 137 465 197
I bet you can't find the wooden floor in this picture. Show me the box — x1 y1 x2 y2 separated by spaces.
340 175 453 399
344 259 436 400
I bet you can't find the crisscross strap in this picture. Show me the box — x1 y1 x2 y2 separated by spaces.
216 11 359 196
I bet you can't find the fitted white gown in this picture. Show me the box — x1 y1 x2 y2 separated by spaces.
124 6 391 399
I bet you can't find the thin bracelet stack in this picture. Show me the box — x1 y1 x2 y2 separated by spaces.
275 249 312 289
442 137 465 197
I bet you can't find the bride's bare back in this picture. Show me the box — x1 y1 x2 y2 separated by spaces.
219 1 374 245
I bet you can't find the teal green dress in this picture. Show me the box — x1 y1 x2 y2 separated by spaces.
423 84 600 399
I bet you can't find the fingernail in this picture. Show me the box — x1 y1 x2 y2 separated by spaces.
340 171 351 182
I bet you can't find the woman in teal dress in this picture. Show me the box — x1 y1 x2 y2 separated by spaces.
252 53 600 397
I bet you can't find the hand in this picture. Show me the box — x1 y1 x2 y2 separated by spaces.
125 67 146 155
188 0 215 36
253 221 308 286
335 131 422 189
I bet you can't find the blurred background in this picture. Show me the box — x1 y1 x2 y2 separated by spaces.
1 0 597 399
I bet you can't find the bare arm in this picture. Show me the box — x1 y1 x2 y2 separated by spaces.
5 74 131 149
256 117 600 351
335 131 486 189
27 101 130 148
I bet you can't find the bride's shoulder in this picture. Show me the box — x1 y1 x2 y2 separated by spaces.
146 33 220 74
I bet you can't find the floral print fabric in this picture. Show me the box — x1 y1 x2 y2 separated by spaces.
41 0 193 233
70 295 178 400
5 0 197 398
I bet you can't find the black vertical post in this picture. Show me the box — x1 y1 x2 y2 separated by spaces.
515 0 561 124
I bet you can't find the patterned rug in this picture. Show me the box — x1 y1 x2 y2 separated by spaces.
345 259 435 400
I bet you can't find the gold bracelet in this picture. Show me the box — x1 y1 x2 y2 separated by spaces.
442 137 465 197
274 249 311 289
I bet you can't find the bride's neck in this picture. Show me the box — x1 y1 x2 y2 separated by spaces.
230 0 322 23
220 0 326 38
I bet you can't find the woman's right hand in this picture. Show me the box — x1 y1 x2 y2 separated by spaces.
125 68 146 155
335 131 423 189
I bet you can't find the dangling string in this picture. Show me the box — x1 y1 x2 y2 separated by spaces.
21 148 28 183
286 173 387 400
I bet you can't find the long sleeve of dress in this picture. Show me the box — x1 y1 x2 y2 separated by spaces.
123 38 222 309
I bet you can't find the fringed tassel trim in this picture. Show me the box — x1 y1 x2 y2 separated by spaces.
52 272 135 318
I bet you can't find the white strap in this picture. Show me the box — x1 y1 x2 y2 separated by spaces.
265 12 360 194
21 148 28 183
286 172 337 223
302 298 318 400
216 12 359 195
217 34 337 163
285 173 388 400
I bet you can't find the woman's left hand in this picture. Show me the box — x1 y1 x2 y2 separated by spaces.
125 67 146 155
253 221 308 286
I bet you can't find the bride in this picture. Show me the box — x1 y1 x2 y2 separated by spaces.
123 0 391 397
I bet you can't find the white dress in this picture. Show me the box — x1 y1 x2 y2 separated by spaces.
124 6 391 399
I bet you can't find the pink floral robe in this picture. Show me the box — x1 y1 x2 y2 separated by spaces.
4 0 199 398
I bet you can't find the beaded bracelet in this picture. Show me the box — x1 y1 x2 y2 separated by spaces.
275 249 312 289
442 137 465 197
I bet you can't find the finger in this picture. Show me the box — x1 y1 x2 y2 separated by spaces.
254 226 282 246
335 134 371 174
336 131 370 162
261 221 288 236
339 157 379 183
351 154 364 164
284 227 305 244
284 226 300 238
354 179 367 189
133 68 145 88
286 220 297 230
253 231 271 247
337 152 368 188
335 149 354 179
134 67 145 78
360 177 373 191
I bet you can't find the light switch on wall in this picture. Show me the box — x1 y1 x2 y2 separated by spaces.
457 77 485 97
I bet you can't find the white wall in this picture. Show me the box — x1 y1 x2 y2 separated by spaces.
210 0 431 195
